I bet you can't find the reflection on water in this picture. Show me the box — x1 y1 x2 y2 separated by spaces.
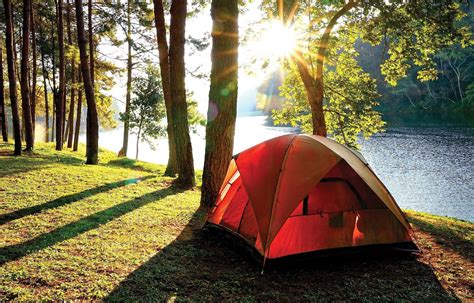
360 127 473 222
83 116 473 222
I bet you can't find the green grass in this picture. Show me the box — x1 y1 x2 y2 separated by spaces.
0 142 472 301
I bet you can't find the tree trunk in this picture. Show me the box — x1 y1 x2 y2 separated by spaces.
56 0 66 150
30 0 37 138
293 0 356 137
201 0 239 207
66 0 75 148
119 0 132 157
135 119 143 160
41 48 49 142
169 0 195 188
0 47 8 142
3 0 22 154
293 53 326 136
152 0 177 176
20 0 34 151
50 13 57 142
73 78 82 151
88 0 94 84
75 0 99 164
52 103 55 141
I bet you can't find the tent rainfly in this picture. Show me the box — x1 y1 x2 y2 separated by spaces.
206 134 418 265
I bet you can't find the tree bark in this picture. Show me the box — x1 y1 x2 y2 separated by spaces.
0 47 8 142
119 0 132 157
201 0 239 207
135 118 143 160
293 0 356 136
30 0 37 138
52 103 55 141
3 0 22 154
75 0 99 164
55 0 66 150
169 0 195 188
88 0 94 84
20 0 34 151
152 0 177 176
66 0 75 148
73 70 82 151
41 48 49 142
50 13 57 142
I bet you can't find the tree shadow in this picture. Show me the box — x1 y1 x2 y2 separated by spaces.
106 212 459 302
107 158 165 174
0 151 87 178
0 176 155 225
409 216 473 262
0 186 181 266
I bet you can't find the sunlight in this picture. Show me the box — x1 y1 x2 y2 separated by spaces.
255 20 298 60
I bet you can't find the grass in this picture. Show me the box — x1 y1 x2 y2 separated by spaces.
0 142 472 301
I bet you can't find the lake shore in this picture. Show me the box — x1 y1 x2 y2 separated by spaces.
0 142 472 301
82 117 474 221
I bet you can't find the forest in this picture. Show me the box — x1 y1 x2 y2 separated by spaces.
0 0 473 301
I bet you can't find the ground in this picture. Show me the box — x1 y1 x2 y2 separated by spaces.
0 142 472 302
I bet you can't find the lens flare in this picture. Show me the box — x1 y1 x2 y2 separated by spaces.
255 20 298 59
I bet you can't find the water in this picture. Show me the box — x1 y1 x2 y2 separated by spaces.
360 127 473 222
84 116 473 222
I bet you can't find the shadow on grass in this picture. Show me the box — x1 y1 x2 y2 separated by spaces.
0 176 155 225
409 216 473 262
106 214 458 302
0 151 86 178
0 158 52 178
0 186 182 266
107 158 164 174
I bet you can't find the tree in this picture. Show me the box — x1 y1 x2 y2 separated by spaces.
0 46 8 142
152 0 195 187
20 0 34 151
169 0 195 187
3 0 22 155
118 0 133 158
75 0 99 164
66 0 76 148
264 0 470 142
88 0 93 83
117 0 154 157
201 0 239 207
55 0 66 150
120 66 166 160
152 0 177 176
73 72 82 151
30 0 37 137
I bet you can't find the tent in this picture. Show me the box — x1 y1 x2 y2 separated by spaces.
206 134 418 264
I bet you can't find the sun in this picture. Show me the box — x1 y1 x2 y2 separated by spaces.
254 20 298 60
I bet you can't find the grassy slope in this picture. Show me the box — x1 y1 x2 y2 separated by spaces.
0 142 472 302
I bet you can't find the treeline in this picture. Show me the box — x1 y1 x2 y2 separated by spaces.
0 0 118 161
357 41 474 116
1 0 471 207
0 0 240 208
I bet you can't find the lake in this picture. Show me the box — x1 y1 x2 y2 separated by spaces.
84 115 473 222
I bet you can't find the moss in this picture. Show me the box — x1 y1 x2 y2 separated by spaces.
0 142 471 301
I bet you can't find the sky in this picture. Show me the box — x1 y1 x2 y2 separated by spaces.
99 0 276 115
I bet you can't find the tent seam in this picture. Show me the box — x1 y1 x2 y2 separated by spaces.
263 135 298 259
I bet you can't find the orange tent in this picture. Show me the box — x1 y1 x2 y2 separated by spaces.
206 134 417 263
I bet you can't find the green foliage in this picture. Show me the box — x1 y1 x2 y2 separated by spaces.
120 66 166 151
274 48 384 148
360 39 474 115
263 0 471 142
466 83 474 106
186 93 206 133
